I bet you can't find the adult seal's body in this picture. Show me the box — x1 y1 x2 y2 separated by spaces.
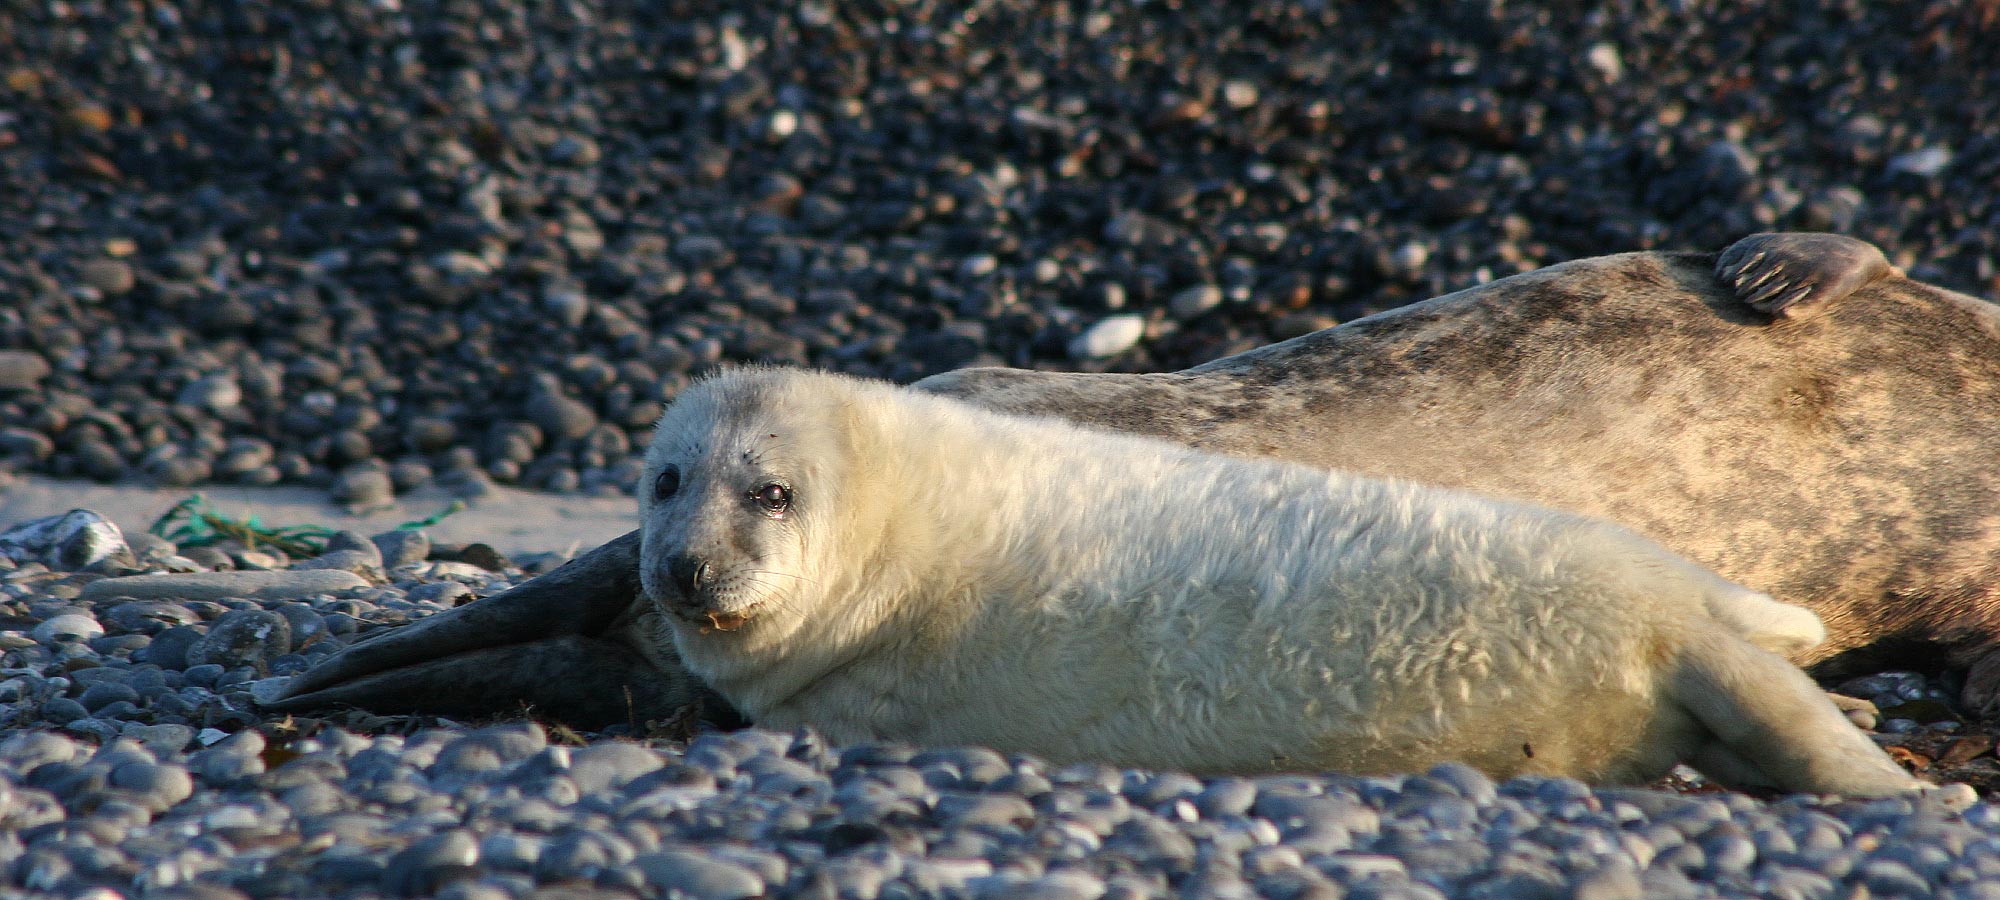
641 367 1924 795
271 233 2000 728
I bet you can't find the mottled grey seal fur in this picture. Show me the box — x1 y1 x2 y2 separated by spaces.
270 232 1995 729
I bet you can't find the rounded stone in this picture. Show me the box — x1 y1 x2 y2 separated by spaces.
632 849 763 900
1068 315 1146 360
109 761 195 812
385 830 481 897
185 609 292 671
331 467 396 510
526 385 599 442
0 351 53 392
32 614 105 643
177 375 244 413
78 682 141 713
79 259 136 296
1168 285 1224 321
373 530 432 568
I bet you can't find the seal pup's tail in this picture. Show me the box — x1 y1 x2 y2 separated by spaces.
1669 624 1927 798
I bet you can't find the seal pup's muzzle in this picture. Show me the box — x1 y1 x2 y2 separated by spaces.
650 550 759 633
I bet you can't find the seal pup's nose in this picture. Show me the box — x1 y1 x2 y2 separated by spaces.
668 553 715 599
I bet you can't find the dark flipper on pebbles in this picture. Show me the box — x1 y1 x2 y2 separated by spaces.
1716 232 1900 318
267 634 703 729
261 529 723 728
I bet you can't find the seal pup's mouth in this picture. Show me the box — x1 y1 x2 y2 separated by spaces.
677 602 762 634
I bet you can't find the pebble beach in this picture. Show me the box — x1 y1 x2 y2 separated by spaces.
5 0 2000 897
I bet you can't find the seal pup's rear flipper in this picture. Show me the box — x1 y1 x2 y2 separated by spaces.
1715 232 1900 319
1701 588 1825 659
1671 626 1926 798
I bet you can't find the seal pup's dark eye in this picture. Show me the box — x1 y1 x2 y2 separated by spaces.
752 482 791 515
653 465 681 501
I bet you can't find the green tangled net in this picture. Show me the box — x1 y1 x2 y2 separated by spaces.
148 494 463 558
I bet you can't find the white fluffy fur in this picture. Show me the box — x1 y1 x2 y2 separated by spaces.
640 368 1921 795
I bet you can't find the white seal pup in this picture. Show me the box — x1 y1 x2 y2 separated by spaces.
638 367 1922 795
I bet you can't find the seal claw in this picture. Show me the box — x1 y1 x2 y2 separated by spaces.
1716 233 1897 319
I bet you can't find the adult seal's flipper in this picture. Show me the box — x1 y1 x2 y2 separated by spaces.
262 529 725 728
1716 232 1900 319
265 635 702 729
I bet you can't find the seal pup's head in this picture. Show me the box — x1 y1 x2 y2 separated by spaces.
638 369 933 659
641 368 823 634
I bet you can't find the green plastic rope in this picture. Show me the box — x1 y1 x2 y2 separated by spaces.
148 494 462 558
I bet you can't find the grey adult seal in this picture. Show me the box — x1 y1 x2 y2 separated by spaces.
273 232 2000 728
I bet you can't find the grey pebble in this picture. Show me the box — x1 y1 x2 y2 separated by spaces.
525 378 599 441
78 681 140 712
37 697 90 725
110 761 195 812
632 848 764 900
407 581 473 606
80 570 368 603
78 258 136 295
1889 146 1953 179
31 613 104 643
1168 284 1224 320
385 829 480 897
177 374 243 413
0 350 53 392
141 628 205 672
938 792 1036 830
331 466 397 511
534 830 636 882
1005 870 1109 900
568 742 665 794
188 739 266 785
122 724 197 758
477 832 543 871
1068 314 1146 360
101 600 203 634
374 529 433 568
0 785 65 831
0 510 137 572
293 548 386 582
185 609 291 671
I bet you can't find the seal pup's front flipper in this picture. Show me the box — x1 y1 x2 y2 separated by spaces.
1715 232 1900 319
261 529 699 726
